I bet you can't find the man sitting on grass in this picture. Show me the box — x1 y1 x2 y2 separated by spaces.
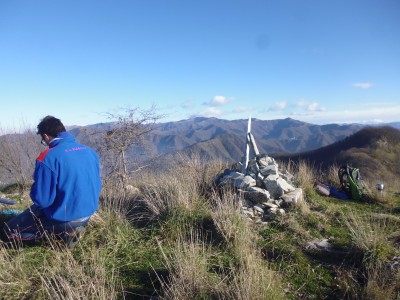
0 116 102 248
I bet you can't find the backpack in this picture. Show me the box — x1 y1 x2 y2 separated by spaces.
338 165 363 200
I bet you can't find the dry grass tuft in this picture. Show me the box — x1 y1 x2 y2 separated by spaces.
344 211 396 263
293 161 317 197
155 187 284 300
210 189 284 300
0 234 120 299
137 154 226 220
0 244 33 299
156 229 220 300
326 164 340 186
140 174 200 218
38 249 119 300
342 210 400 298
210 189 243 244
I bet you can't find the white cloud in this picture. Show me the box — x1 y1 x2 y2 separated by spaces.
353 82 374 89
195 107 224 118
297 99 326 112
308 102 326 112
293 103 400 124
204 95 231 106
268 101 286 111
252 100 400 125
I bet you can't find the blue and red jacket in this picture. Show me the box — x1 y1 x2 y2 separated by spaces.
30 131 102 222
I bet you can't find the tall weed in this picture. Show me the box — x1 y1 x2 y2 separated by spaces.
0 244 33 299
344 211 397 265
157 229 221 300
210 189 284 300
0 235 120 299
38 249 119 300
138 154 224 219
293 160 317 197
343 210 400 298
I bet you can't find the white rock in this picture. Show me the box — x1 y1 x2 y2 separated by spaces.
244 210 255 218
277 177 296 193
264 202 278 209
257 154 275 168
263 175 284 198
280 188 303 206
259 164 278 176
248 159 260 174
233 175 256 189
242 186 270 203
280 170 294 183
268 207 279 214
253 205 265 214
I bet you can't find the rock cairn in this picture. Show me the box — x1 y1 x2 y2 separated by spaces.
216 153 303 224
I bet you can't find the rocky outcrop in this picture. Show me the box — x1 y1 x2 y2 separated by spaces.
216 153 303 225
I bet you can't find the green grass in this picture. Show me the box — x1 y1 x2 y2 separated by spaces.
1 159 400 299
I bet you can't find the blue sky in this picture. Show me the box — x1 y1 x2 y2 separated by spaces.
0 0 399 130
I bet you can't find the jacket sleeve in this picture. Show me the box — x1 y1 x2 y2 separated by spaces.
30 161 57 209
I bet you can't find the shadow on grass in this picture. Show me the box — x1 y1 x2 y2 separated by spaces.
122 269 168 300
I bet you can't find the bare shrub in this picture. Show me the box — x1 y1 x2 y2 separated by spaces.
87 106 162 189
0 126 42 192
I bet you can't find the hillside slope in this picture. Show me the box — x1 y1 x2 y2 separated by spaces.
272 126 400 185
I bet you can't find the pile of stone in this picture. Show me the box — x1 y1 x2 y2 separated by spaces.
216 153 303 224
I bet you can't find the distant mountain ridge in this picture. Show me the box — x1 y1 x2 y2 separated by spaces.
69 117 364 164
1 117 399 184
147 117 363 155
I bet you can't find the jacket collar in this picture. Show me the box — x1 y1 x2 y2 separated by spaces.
49 131 75 148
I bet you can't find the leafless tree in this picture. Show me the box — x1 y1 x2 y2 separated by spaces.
0 126 43 193
94 105 163 187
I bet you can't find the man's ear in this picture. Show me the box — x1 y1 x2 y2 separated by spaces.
42 134 51 142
